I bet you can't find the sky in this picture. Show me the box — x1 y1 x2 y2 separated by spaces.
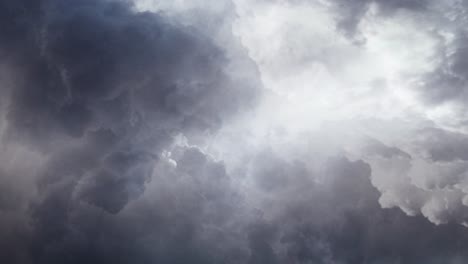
1 0 468 263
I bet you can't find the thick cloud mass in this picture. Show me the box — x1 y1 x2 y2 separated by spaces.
0 0 259 262
3 0 468 263
1 0 259 213
333 0 429 38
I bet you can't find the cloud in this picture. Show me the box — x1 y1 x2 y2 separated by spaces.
26 145 250 263
239 148 468 263
0 0 260 213
330 0 430 41
3 0 468 263
17 136 468 263
0 0 259 262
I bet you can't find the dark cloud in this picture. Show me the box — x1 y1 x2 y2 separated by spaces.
331 0 430 41
361 137 412 159
243 152 468 263
0 0 259 262
415 127 468 162
419 32 468 106
18 142 468 264
0 0 259 212
2 0 468 263
4 0 257 146
26 146 249 264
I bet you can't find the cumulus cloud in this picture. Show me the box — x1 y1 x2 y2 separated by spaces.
1 0 259 213
0 0 259 262
3 0 468 263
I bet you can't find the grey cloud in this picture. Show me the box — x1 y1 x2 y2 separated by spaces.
318 0 468 227
419 31 468 106
249 149 310 192
0 0 259 214
0 0 260 262
242 151 468 263
361 137 412 159
361 125 468 226
27 145 250 264
415 127 468 162
331 0 468 109
75 150 156 213
3 0 468 263
30 147 468 263
5 1 252 146
331 0 430 40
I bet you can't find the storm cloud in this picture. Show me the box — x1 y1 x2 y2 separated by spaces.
2 0 468 263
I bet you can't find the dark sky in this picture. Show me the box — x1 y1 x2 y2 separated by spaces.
1 0 468 263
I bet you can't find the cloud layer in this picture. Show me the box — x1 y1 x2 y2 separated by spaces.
2 0 468 263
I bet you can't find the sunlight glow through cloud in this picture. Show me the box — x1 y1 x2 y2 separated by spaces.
3 0 468 263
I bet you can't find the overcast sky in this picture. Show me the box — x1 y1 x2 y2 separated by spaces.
2 0 468 263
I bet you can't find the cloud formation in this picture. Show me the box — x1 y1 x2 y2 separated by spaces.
1 0 259 212
2 0 468 263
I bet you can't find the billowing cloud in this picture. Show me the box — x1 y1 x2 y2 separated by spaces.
2 0 468 263
0 0 259 261
1 0 259 213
